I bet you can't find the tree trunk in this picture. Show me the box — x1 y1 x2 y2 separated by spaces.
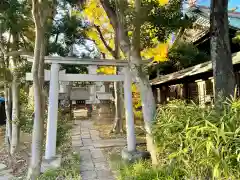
210 0 235 104
111 80 123 133
4 85 12 144
10 75 20 154
27 27 44 180
4 85 13 167
112 26 123 133
10 33 20 155
67 82 73 120
130 53 158 165
100 0 158 164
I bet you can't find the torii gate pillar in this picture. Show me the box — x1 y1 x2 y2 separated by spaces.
45 63 60 160
123 67 136 152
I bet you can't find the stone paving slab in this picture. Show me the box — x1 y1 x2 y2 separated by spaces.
81 134 91 139
82 138 93 146
92 156 106 163
80 160 95 172
91 149 105 159
81 170 98 180
93 138 127 148
93 138 146 148
79 145 95 151
72 119 116 180
94 162 110 171
79 150 92 161
72 140 83 147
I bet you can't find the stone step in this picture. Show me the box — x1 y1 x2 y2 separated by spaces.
93 138 145 148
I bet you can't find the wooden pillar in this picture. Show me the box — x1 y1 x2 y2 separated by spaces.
152 87 158 104
195 79 206 107
209 77 215 102
104 82 110 92
234 72 240 97
157 88 161 103
178 84 186 100
182 83 189 101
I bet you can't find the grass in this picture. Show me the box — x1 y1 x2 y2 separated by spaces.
108 152 173 180
108 99 240 180
38 152 81 180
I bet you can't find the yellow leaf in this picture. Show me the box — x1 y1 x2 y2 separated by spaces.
158 0 169 6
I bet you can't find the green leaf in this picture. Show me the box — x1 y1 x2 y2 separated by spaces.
213 163 220 178
206 138 213 156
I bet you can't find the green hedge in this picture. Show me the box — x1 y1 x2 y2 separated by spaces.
119 99 240 180
152 100 240 179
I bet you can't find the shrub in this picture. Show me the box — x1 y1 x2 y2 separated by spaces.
118 160 185 180
19 88 34 133
152 99 240 179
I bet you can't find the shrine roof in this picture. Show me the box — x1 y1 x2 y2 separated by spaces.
186 5 240 29
177 6 240 44
150 51 240 86
59 87 90 100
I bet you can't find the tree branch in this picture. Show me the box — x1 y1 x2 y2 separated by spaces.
0 43 6 56
0 40 31 57
7 50 33 56
132 0 141 57
32 0 41 28
114 27 120 59
94 24 115 56
100 0 131 55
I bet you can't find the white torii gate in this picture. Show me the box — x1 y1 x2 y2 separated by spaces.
25 56 148 160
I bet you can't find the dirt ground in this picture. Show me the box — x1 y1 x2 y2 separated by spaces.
0 127 30 178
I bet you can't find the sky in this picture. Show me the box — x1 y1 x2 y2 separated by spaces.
198 0 240 11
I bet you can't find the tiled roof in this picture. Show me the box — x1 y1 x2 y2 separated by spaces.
150 52 240 86
188 5 240 29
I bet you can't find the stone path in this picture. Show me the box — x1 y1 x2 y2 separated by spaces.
72 120 116 180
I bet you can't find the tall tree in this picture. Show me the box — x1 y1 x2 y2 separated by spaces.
0 0 33 155
28 0 53 178
210 0 235 104
82 0 124 133
97 0 187 164
82 0 174 134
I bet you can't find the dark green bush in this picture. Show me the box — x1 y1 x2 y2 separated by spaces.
19 88 34 133
152 99 240 179
118 100 240 180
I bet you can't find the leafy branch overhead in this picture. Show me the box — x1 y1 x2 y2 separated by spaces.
80 0 193 62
